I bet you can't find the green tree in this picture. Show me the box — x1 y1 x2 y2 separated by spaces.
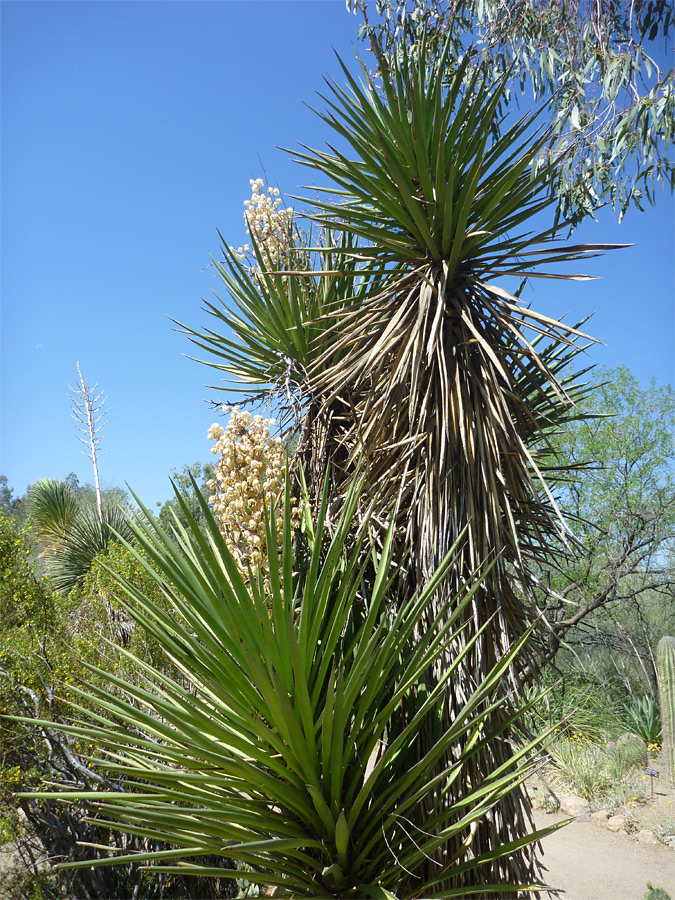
0 514 55 637
353 0 675 225
0 514 237 899
0 476 28 526
0 475 13 514
0 513 117 898
64 471 129 511
535 367 675 683
0 476 16 518
156 461 215 532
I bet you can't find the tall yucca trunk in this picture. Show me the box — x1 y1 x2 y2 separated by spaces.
298 272 549 891
286 35 631 889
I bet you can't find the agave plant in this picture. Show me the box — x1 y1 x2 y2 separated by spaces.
19 477 560 898
625 695 662 745
183 36 627 890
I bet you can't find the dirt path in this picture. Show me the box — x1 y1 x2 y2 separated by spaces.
534 811 675 900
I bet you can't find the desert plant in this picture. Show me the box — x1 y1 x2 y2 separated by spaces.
28 479 80 552
183 32 627 890
657 636 675 787
28 479 134 595
207 407 291 586
545 733 647 806
44 502 135 595
69 362 109 521
644 883 673 900
614 732 649 768
526 673 624 743
625 696 662 745
16 477 561 898
546 736 613 803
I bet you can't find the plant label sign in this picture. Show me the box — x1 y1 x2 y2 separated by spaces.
644 766 660 797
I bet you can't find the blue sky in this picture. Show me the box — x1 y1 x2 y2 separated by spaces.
2 1 673 509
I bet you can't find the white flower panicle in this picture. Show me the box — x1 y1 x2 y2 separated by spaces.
208 407 297 586
230 178 295 268
206 423 224 441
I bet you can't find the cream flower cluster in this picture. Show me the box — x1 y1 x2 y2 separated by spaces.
231 178 294 268
208 407 291 585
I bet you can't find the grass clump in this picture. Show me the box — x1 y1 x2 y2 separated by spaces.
546 732 646 806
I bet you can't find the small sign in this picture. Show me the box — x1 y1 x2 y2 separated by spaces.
644 767 660 778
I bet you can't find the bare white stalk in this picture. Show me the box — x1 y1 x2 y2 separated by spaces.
69 362 109 521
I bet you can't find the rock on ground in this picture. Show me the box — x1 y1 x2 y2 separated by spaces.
559 794 590 817
607 814 626 832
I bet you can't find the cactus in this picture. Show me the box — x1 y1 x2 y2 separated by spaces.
644 882 672 900
615 731 648 768
656 636 675 789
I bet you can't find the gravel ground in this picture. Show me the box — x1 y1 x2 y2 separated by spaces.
534 810 675 900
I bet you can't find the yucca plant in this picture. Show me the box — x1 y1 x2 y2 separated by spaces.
288 38 625 585
182 223 366 429
46 502 135 595
29 477 80 550
183 36 627 891
17 476 561 898
29 478 134 594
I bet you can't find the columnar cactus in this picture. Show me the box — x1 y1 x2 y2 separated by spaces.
656 635 675 788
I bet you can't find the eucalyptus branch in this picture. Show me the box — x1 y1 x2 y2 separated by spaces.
356 0 675 224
